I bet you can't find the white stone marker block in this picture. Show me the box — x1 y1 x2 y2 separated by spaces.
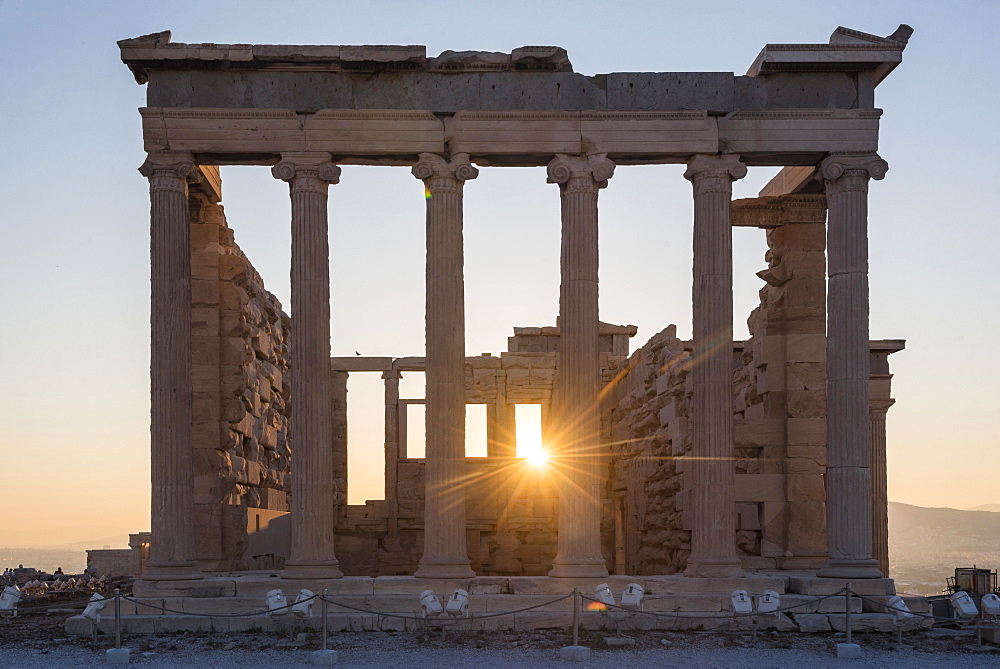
559 645 590 662
836 643 862 659
309 649 338 665
105 648 131 664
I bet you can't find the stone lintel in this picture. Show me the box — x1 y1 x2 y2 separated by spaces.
330 357 393 372
869 339 905 354
188 165 222 202
138 106 880 165
732 194 827 228
718 109 881 162
759 166 819 198
511 322 638 337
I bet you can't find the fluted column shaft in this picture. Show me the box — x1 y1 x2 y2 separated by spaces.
140 152 202 580
412 153 478 578
383 370 402 535
684 154 746 578
818 152 888 579
547 154 614 578
869 399 893 577
272 152 343 579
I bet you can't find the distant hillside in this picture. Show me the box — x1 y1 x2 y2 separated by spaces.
967 503 1000 513
889 501 1000 595
66 535 130 550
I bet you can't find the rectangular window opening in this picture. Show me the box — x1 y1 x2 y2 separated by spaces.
346 372 387 504
514 404 546 463
405 402 426 459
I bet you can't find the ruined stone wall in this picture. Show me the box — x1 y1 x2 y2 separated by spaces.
86 550 134 578
606 325 692 574
739 219 829 569
606 212 829 573
189 192 292 571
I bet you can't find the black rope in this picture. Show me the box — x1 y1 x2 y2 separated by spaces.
120 593 318 618
579 587 849 620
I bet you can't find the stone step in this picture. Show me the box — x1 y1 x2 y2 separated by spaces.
66 609 796 636
132 574 790 599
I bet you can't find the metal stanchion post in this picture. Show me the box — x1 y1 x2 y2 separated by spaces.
322 589 328 651
558 588 590 661
573 588 580 647
105 588 130 665
310 589 336 666
845 583 852 646
115 588 121 649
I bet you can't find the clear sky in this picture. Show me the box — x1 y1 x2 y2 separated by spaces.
1 0 997 548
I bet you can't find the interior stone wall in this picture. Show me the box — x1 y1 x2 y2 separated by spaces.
188 191 292 572
606 216 830 573
606 325 693 574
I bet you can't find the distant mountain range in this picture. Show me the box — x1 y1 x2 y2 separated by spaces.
66 535 130 550
967 503 1000 513
889 501 1000 595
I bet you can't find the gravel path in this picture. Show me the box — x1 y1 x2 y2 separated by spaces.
2 627 999 668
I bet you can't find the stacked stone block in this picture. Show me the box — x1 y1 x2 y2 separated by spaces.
607 325 693 573
188 191 292 572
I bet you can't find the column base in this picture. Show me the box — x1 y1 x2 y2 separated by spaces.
548 561 609 579
780 556 827 571
282 559 343 580
142 561 203 581
414 560 475 579
684 557 744 579
817 558 883 579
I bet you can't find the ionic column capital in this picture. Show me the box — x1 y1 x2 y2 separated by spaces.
139 152 195 191
684 154 747 190
271 152 341 193
819 153 888 193
546 153 615 191
411 153 479 194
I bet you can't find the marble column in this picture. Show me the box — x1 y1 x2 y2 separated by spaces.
684 154 746 579
817 152 888 579
870 396 893 578
272 152 343 579
546 153 614 578
383 369 402 535
412 153 478 578
330 370 349 519
139 151 202 581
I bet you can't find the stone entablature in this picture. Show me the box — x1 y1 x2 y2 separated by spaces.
120 28 907 114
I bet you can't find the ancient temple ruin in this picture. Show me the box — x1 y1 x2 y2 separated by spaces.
95 23 916 630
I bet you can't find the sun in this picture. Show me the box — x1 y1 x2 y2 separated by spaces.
515 414 549 466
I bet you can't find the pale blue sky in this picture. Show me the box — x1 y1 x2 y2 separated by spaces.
1 0 997 546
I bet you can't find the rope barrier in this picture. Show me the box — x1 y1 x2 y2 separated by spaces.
78 586 1000 635
112 591 574 622
578 587 849 621
854 592 1000 626
119 593 318 618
